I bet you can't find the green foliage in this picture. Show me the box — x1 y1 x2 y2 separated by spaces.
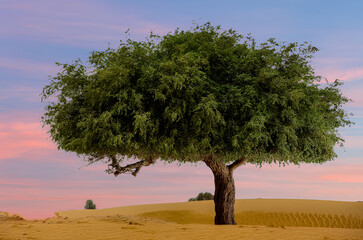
41 22 353 168
84 199 96 209
189 192 214 201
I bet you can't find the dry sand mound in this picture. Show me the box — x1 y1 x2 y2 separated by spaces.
140 210 363 228
0 211 24 221
57 199 363 229
1 199 362 240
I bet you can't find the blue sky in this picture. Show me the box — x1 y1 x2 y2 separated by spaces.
0 0 362 219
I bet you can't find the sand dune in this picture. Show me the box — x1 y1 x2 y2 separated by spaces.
1 199 362 240
57 199 363 228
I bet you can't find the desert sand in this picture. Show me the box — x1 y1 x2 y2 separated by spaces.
1 199 362 240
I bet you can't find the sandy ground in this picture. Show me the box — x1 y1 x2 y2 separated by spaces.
1 199 362 240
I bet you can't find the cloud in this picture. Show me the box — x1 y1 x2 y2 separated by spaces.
0 0 173 47
314 57 363 83
342 136 363 148
0 111 58 161
319 67 363 82
0 57 60 78
0 87 40 101
341 88 363 107
320 174 363 183
338 68 363 81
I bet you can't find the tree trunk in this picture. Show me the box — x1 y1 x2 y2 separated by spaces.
203 156 247 225
213 167 236 225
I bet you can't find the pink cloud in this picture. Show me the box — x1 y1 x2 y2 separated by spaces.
0 87 40 102
0 112 57 161
314 57 363 83
341 136 363 148
320 174 363 183
339 68 363 81
315 66 363 83
0 57 60 77
341 88 363 107
1 0 174 47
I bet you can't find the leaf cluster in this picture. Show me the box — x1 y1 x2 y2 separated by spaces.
41 22 353 167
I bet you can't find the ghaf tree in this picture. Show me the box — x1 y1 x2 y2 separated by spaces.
41 23 352 225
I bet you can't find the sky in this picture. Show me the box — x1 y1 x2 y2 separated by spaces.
1 0 363 219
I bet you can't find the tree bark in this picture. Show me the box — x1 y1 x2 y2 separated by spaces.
213 166 236 225
203 156 247 225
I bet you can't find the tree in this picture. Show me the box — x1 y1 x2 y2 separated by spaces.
189 192 214 201
197 192 213 201
85 199 96 209
41 23 352 225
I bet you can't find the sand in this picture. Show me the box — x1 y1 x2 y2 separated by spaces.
1 199 362 240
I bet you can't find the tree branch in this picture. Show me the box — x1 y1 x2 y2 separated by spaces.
107 156 156 177
203 156 248 174
227 158 248 172
203 155 230 176
203 155 222 172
